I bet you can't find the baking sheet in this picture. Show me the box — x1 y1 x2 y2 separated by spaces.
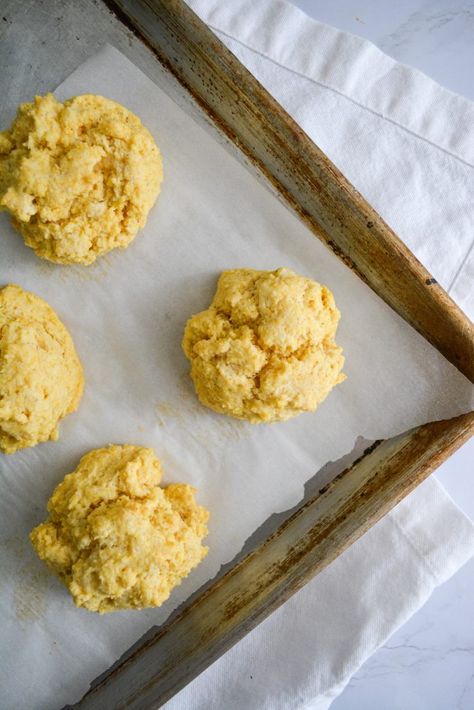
0 45 472 709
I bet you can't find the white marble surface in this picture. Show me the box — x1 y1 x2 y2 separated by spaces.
290 1 474 708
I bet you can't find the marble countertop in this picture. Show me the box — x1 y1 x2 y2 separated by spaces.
292 1 474 708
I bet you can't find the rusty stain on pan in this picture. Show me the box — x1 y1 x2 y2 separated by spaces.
103 0 474 382
73 413 474 709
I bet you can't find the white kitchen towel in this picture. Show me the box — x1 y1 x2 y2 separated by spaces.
165 1 474 708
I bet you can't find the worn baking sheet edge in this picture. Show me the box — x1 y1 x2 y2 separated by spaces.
72 412 474 708
103 0 474 383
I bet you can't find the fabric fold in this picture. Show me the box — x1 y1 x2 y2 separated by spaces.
164 478 474 710
188 0 474 302
188 0 474 167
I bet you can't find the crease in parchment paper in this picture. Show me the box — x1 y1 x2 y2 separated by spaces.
0 45 472 710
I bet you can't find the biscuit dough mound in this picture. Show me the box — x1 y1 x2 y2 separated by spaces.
0 284 83 454
183 268 345 423
0 93 163 264
30 445 209 613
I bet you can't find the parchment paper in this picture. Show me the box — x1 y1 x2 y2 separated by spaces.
0 46 472 709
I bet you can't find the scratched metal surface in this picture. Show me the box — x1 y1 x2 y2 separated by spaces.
0 0 239 156
0 0 152 119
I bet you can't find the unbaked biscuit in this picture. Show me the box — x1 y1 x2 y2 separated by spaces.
183 267 345 423
0 284 83 453
30 445 209 613
0 94 163 264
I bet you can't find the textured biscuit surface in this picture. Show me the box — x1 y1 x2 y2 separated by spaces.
0 93 162 264
0 284 83 453
183 268 345 423
30 445 209 613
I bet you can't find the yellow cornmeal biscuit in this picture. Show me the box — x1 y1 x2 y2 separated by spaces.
30 445 209 613
183 268 345 423
0 284 83 454
0 93 163 264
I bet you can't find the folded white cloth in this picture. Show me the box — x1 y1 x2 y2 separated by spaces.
165 1 474 707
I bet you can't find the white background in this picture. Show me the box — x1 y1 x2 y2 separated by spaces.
291 1 474 708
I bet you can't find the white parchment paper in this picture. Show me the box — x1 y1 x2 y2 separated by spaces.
0 46 472 709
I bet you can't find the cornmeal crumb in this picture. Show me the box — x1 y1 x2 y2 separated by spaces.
30 445 209 613
183 268 345 423
0 93 163 264
0 284 83 453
